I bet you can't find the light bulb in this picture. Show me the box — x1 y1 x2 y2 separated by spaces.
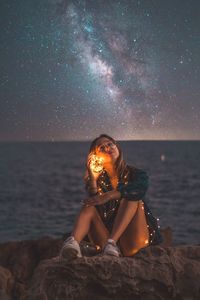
90 154 104 173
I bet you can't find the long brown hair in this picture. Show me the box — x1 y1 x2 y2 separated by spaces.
83 134 131 186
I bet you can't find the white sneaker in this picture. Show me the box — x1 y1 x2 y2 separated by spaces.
59 236 82 260
103 239 121 257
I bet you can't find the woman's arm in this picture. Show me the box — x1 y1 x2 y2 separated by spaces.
101 189 121 202
83 189 121 206
85 176 99 196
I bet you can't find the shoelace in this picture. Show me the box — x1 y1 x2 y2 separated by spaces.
63 236 75 245
108 241 122 255
104 240 119 251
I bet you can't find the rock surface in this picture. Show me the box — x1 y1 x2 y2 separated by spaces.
0 265 14 300
21 245 200 300
1 227 199 300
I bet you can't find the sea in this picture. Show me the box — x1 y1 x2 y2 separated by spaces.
0 141 199 246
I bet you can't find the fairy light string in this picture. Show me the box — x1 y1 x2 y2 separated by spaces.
88 168 161 245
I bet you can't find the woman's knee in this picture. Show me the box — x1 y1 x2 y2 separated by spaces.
121 198 140 211
119 238 149 257
80 205 97 218
121 243 147 257
121 247 138 257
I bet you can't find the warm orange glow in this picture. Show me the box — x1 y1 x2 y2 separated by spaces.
90 154 104 173
129 248 139 256
128 240 149 256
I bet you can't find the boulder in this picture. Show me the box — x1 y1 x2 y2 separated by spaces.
21 245 200 300
2 227 197 300
0 265 14 300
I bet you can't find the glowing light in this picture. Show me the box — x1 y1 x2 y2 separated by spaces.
89 55 113 79
90 154 104 173
160 154 166 162
84 24 93 33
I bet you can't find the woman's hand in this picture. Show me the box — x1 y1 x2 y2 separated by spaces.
82 190 121 207
81 194 110 207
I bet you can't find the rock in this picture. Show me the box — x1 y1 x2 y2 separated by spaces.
0 236 62 299
0 227 181 299
21 245 200 300
0 227 172 279
0 265 14 300
0 237 62 281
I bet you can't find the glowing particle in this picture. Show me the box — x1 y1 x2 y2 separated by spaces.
160 154 166 162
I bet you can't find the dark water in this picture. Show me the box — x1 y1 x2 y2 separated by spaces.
0 141 199 245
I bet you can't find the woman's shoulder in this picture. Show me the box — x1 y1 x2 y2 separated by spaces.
127 164 148 174
126 165 149 181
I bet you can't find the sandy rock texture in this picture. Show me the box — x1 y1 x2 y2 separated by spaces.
1 227 199 300
21 245 200 300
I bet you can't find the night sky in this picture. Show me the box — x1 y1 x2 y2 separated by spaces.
1 0 200 141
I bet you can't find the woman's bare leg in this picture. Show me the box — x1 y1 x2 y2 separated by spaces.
87 212 110 249
110 199 149 256
71 205 109 249
109 199 139 242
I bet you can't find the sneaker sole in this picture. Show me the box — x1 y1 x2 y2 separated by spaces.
104 250 120 257
60 247 81 260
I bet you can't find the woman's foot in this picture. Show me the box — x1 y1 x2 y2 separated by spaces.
59 236 82 260
102 239 121 257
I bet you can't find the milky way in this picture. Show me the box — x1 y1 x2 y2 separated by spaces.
0 0 200 140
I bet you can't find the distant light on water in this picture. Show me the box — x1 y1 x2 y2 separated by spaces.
160 154 166 162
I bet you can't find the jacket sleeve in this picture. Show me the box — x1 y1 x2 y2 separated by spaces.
116 168 149 201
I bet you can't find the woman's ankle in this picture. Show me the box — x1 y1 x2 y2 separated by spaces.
107 238 117 244
71 234 81 243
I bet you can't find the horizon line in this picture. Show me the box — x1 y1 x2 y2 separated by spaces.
0 139 200 143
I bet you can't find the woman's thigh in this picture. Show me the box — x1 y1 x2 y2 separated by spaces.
119 200 150 256
87 206 110 249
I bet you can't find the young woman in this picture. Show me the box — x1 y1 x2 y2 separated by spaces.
59 134 163 259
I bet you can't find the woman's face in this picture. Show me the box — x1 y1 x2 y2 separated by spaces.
94 137 120 165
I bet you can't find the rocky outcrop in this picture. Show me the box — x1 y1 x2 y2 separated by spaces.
0 236 63 300
21 245 200 300
1 227 199 300
0 265 14 300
